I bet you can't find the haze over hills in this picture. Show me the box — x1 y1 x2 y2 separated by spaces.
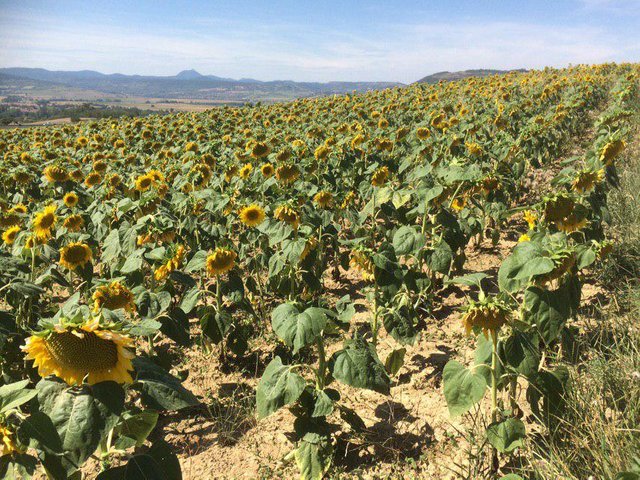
0 67 404 102
416 68 528 84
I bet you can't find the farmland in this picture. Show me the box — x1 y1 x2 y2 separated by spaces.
0 63 638 480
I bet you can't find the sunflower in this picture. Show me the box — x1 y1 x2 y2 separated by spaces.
59 242 92 270
599 139 625 165
556 213 588 233
452 197 467 211
314 145 330 161
349 249 375 282
2 226 20 245
63 214 84 232
371 166 389 187
70 169 84 182
9 204 28 215
275 164 300 185
340 191 356 209
416 127 431 140
154 244 186 281
84 172 102 188
466 142 483 156
22 317 135 386
63 192 79 208
572 169 604 193
43 165 69 183
224 165 239 182
250 142 271 159
462 301 510 336
135 174 153 192
274 205 300 229
206 247 237 277
239 204 266 227
261 163 275 178
300 236 318 262
1 423 23 456
93 281 136 313
239 163 253 179
314 191 334 209
518 233 531 243
32 205 57 240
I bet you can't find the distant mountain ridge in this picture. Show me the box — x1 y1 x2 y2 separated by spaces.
0 67 403 101
416 68 527 84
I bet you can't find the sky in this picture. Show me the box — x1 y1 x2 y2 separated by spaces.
0 0 639 83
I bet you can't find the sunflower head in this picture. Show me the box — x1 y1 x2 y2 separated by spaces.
239 204 266 227
85 172 102 188
274 205 300 229
260 163 275 178
0 423 24 456
599 139 625 165
2 225 20 245
93 281 136 313
349 248 375 282
371 166 389 187
275 164 300 185
206 247 237 277
572 169 604 193
22 316 135 386
63 214 85 233
59 242 92 270
135 174 153 192
313 191 334 209
239 163 253 179
32 205 57 240
63 192 79 208
462 299 511 336
523 210 538 230
250 142 271 159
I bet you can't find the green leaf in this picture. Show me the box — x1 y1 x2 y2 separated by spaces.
294 432 333 480
501 331 540 377
36 379 125 469
443 360 487 417
329 334 390 394
101 229 121 265
120 250 144 274
426 240 453 274
382 305 416 345
271 303 330 354
445 273 487 288
133 357 199 411
392 226 426 256
486 417 526 453
184 250 208 273
523 286 571 345
0 380 37 414
179 286 200 314
114 410 159 448
498 242 554 293
18 411 63 453
385 348 406 376
0 454 37 480
256 356 307 419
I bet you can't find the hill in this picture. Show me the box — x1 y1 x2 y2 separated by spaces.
416 68 527 84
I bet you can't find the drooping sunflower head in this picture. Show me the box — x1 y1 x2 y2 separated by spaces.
371 166 389 187
63 192 79 208
274 205 300 230
43 165 69 183
32 205 57 240
349 248 375 282
22 317 135 386
63 214 84 233
543 194 575 223
59 242 92 270
275 164 300 185
2 225 20 245
85 172 102 188
340 191 357 210
599 139 625 165
206 247 237 277
416 127 431 141
461 299 511 337
93 281 136 313
572 169 604 193
239 204 266 227
313 191 334 209
250 142 271 159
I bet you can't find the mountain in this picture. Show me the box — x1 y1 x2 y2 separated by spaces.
0 67 403 102
416 68 527 84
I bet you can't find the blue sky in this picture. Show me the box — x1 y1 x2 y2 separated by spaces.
0 0 639 83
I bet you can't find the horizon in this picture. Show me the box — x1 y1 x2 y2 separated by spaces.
1 0 639 84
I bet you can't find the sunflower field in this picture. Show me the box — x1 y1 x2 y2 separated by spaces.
0 63 638 479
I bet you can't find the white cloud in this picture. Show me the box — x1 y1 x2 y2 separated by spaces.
0 9 638 83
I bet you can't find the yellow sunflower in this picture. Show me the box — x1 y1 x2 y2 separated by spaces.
206 247 237 277
2 226 20 245
239 163 253 179
250 142 271 159
261 163 275 178
22 318 135 386
59 242 92 270
63 192 79 208
43 165 69 183
314 191 334 209
275 164 300 185
1 423 23 456
135 174 153 192
93 281 136 313
32 205 57 240
349 249 375 282
84 172 102 188
572 169 604 193
523 210 538 229
239 204 266 227
599 139 625 165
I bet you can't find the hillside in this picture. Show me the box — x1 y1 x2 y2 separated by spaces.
416 68 527 84
0 67 403 102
